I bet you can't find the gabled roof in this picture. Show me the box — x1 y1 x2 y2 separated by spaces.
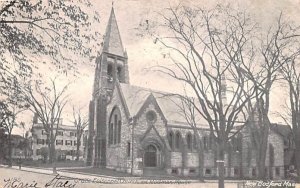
102 7 125 57
135 93 167 124
271 123 292 138
119 83 208 128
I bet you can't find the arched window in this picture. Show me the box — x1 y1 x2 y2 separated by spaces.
193 134 198 149
168 131 174 150
203 135 208 150
107 64 113 82
175 132 182 149
109 107 122 145
117 67 122 81
114 114 118 144
109 123 113 144
209 133 214 149
186 133 192 150
117 120 121 143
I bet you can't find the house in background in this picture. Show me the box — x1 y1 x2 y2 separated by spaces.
30 114 86 161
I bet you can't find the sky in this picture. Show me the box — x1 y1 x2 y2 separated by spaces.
11 0 300 135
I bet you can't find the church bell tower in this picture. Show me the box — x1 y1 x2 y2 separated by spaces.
86 7 129 167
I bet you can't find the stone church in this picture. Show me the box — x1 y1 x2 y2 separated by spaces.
86 7 285 179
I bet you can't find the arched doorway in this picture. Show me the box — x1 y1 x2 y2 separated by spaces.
144 144 158 167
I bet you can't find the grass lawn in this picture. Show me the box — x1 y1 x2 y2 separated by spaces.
64 167 197 180
63 167 246 181
17 160 85 168
64 167 136 177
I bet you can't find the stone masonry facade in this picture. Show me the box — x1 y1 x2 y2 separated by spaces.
86 7 285 179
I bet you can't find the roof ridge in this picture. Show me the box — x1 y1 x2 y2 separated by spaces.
119 83 178 96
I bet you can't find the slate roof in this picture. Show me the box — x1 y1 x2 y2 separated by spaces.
102 7 125 57
119 83 209 128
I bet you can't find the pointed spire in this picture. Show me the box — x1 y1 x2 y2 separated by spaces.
102 7 125 57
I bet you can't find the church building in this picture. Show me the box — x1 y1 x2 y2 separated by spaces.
86 7 285 179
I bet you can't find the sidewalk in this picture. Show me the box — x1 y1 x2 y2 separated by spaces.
3 165 294 186
0 165 199 184
1 165 123 182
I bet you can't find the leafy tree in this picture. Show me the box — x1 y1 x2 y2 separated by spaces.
0 76 28 166
0 0 100 86
0 103 9 163
0 101 9 129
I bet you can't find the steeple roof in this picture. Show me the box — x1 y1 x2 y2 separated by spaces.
102 7 125 57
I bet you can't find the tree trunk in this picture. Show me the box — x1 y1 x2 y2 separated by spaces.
295 128 300 181
254 98 270 180
24 144 27 160
218 141 225 188
228 148 232 178
193 129 204 181
47 135 51 163
239 147 243 178
257 152 266 179
257 131 269 179
50 140 57 174
8 133 12 167
76 139 80 161
198 149 204 181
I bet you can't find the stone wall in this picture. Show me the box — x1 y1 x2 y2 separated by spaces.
106 86 132 172
103 85 285 178
241 126 285 179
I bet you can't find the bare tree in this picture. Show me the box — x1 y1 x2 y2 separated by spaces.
245 13 300 179
72 106 88 161
23 79 68 173
147 5 258 188
279 56 300 179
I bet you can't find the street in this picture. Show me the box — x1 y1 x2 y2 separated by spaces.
0 167 240 188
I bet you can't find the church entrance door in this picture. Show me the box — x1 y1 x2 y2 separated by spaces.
144 144 157 167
